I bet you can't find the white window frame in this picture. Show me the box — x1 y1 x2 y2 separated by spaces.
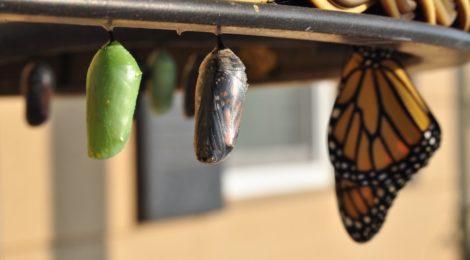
223 80 337 200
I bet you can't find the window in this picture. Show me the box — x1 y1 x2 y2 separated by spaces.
223 80 337 200
136 80 337 220
136 95 223 220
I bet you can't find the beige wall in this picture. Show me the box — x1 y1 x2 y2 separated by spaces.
0 66 466 260
0 98 53 260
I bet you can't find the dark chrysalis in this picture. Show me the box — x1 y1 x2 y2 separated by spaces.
20 62 55 126
147 50 177 114
86 35 142 159
194 37 248 164
182 53 205 118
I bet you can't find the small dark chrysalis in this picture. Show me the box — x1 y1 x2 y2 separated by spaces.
20 62 55 126
182 53 205 118
194 37 248 164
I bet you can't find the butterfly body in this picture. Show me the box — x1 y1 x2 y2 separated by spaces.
328 47 441 242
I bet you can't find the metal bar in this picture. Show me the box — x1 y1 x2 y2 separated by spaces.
0 0 469 53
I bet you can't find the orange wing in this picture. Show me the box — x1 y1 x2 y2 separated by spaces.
328 47 441 242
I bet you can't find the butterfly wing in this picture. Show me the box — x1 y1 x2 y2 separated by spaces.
335 177 399 242
328 48 441 242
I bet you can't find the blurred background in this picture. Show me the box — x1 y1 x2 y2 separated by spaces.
0 62 469 260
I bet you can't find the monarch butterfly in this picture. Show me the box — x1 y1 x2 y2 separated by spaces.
147 50 177 115
20 62 55 126
86 39 142 159
182 53 205 118
194 37 248 163
328 47 441 242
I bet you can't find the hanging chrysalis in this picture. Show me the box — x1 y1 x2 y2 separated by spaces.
20 62 55 126
328 47 441 242
86 32 142 159
147 50 177 114
182 53 205 118
133 56 149 121
194 36 248 164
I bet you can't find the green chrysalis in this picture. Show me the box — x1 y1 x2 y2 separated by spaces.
86 41 142 159
147 50 177 114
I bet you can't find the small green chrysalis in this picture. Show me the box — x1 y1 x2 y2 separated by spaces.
147 50 177 114
86 40 142 159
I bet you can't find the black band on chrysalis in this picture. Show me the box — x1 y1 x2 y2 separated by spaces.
215 26 225 50
108 30 115 42
216 34 225 50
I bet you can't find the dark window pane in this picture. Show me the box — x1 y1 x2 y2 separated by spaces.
137 95 223 221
